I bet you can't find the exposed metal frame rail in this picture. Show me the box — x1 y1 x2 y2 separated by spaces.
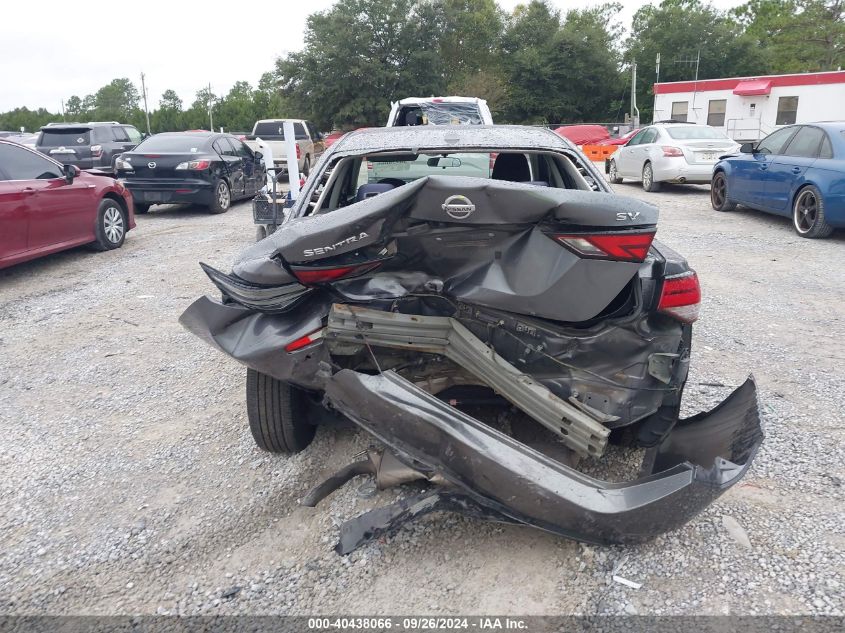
326 304 610 457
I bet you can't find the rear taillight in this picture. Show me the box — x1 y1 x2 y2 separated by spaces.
658 271 701 323
662 146 683 157
296 144 301 160
90 145 102 158
554 231 655 263
291 261 382 285
175 160 211 170
285 327 324 352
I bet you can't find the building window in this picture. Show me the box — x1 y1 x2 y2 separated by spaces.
776 96 799 125
671 101 688 122
707 99 726 127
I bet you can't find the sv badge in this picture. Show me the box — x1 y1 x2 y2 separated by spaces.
616 211 641 221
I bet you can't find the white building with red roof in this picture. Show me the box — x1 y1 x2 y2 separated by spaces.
652 70 845 142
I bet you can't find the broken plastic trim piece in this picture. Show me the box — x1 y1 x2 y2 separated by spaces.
200 262 311 312
323 370 763 553
326 304 610 457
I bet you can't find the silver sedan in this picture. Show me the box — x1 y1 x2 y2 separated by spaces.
608 123 739 191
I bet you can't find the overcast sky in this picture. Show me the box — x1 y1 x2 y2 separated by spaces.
0 0 744 112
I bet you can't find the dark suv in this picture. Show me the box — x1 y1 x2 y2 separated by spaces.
36 122 144 173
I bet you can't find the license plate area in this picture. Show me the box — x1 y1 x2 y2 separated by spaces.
142 192 166 202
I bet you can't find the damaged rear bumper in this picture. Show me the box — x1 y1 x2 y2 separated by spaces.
323 369 763 552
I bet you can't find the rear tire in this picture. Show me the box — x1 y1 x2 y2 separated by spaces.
245 368 316 454
793 185 833 239
209 179 231 214
710 171 737 211
608 159 623 184
642 162 661 192
92 199 127 251
302 155 311 176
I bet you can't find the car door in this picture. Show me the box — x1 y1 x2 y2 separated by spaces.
614 128 647 177
214 137 245 198
731 126 798 207
230 137 262 195
0 158 29 261
107 126 135 169
625 127 658 179
763 126 825 215
0 142 97 251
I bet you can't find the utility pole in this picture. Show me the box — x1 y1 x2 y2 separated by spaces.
207 83 213 132
631 62 639 129
140 72 151 135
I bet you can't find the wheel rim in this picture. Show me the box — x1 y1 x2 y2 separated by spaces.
217 183 230 209
712 175 726 207
794 190 818 233
643 165 652 188
609 161 617 180
103 206 124 243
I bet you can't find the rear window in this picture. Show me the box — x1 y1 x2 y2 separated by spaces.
39 129 91 146
253 122 287 137
396 102 483 126
134 135 207 153
665 126 728 140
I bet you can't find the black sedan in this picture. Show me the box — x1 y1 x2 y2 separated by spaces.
115 132 265 214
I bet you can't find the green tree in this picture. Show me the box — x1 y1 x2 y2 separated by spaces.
439 0 504 94
734 0 845 73
93 78 140 122
0 107 58 132
152 89 184 132
65 95 85 120
276 0 446 129
216 81 257 132
183 87 218 130
499 1 623 123
625 0 767 121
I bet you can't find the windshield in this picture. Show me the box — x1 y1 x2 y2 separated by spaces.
396 102 483 126
39 129 91 146
665 126 729 140
134 135 208 152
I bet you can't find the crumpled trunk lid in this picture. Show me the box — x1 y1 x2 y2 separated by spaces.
233 176 659 323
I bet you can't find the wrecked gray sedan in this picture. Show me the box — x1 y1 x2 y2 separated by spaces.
180 125 763 554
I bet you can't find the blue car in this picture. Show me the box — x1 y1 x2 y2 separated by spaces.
711 122 845 238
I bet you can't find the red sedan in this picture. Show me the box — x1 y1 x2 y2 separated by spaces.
0 139 135 270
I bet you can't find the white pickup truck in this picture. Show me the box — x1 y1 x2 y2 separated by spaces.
244 119 325 176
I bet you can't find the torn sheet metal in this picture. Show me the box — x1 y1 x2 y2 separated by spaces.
323 370 763 551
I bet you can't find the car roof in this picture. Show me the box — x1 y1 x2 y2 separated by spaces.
330 125 574 154
397 96 482 105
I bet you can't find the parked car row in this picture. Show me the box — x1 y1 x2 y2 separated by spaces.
603 119 844 238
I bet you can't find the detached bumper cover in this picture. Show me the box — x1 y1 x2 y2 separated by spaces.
324 370 763 550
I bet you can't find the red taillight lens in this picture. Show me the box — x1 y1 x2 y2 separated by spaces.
658 271 701 323
554 231 655 263
296 144 301 160
291 261 382 285
662 146 683 157
175 159 211 170
284 327 324 352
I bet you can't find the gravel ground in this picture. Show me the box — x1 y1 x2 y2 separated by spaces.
0 181 843 617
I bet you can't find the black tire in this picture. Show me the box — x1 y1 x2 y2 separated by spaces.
710 171 737 211
255 223 277 241
208 179 231 214
642 162 661 192
608 159 623 184
245 368 316 454
793 185 834 239
302 155 311 177
134 203 151 214
91 198 127 251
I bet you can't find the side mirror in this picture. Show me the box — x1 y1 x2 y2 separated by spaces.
141 133 149 140
64 164 80 183
254 151 263 160
740 142 755 154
